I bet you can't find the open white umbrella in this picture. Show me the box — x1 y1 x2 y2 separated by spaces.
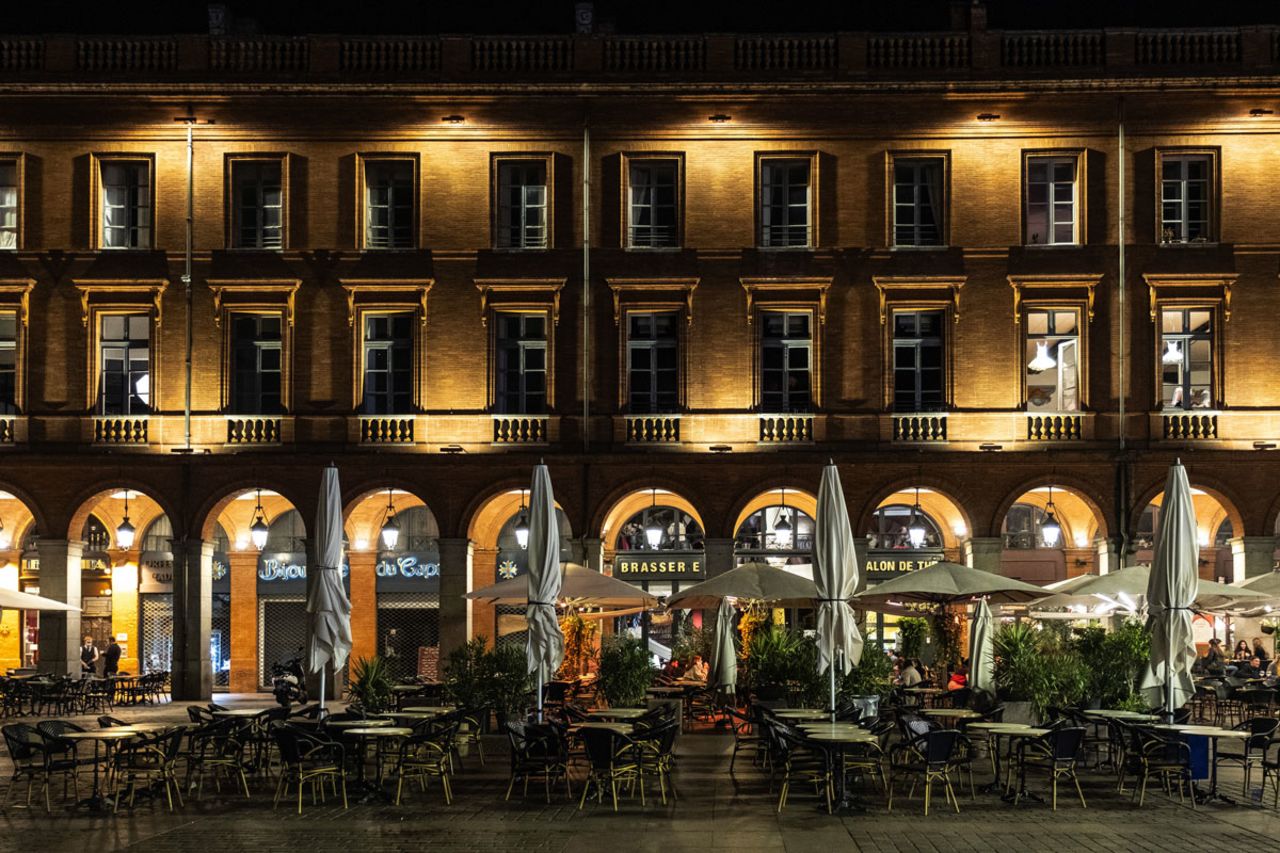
526 463 564 722
709 598 737 696
0 588 80 612
814 462 863 720
1139 461 1198 719
968 598 995 707
467 563 658 608
1032 565 1268 614
306 464 352 713
665 562 819 609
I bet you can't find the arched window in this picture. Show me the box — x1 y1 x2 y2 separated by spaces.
140 515 173 552
378 505 440 554
1135 505 1158 551
868 504 942 550
497 507 573 554
1002 503 1056 550
734 506 815 552
212 522 231 555
264 509 306 553
1213 518 1233 548
615 506 704 551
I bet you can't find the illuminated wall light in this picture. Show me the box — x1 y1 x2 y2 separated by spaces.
707 113 732 123
976 112 1000 122
1250 108 1274 117
1197 530 1210 548
1074 532 1090 548
353 537 370 552
951 521 968 538
235 536 249 551
440 114 465 123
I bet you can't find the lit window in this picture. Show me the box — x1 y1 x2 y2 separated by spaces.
626 312 679 414
1002 503 1055 550
494 313 547 415
230 314 283 415
760 159 811 248
364 160 414 249
0 311 16 414
496 161 547 249
362 313 414 415
98 313 150 415
231 160 283 249
893 158 944 247
892 311 945 413
1160 307 1214 410
101 161 151 249
1025 156 1076 246
628 159 679 248
0 160 16 250
1025 309 1080 412
760 310 811 413
1161 154 1212 244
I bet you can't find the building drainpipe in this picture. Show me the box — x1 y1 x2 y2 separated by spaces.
1117 97 1126 454
582 121 591 454
183 118 194 452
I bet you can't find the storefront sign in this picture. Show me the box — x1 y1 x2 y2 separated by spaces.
257 552 349 594
863 549 944 577
613 552 704 581
495 550 527 582
212 554 230 593
139 551 175 593
375 552 441 593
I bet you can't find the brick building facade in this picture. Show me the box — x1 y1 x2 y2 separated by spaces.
1 16 1279 696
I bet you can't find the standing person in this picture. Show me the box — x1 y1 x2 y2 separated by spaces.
79 635 99 676
103 636 123 677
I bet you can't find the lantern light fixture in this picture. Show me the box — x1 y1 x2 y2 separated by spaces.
115 490 136 550
379 487 400 550
773 488 793 549
644 487 664 550
1041 485 1063 548
514 489 530 550
907 486 928 549
250 489 269 551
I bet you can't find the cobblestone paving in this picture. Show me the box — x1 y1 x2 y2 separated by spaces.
0 698 1276 852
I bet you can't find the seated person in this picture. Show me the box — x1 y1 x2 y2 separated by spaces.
898 659 923 688
946 663 968 691
687 654 709 681
1236 657 1265 679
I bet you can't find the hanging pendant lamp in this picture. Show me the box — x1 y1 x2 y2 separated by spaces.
773 487 793 549
250 489 269 551
644 487 664 549
1162 339 1183 365
907 486 928 549
514 489 530 550
1041 485 1063 548
115 490 136 550
379 487 400 550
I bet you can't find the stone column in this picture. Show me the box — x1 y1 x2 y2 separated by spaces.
582 538 604 573
171 538 213 700
702 538 735 579
347 550 378 665
228 550 259 694
438 538 473 657
1231 536 1276 583
963 537 1003 574
1096 537 1122 575
35 539 83 676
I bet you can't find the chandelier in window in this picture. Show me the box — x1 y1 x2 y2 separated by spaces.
1161 339 1183 365
1027 341 1056 373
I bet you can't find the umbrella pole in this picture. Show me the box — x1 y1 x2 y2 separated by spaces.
537 670 544 723
318 669 326 716
1164 607 1174 723
829 656 836 723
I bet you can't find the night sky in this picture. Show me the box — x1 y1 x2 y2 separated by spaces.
2 0 1278 35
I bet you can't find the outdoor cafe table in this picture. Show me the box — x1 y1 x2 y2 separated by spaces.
771 709 830 722
1082 709 1159 722
59 728 142 810
1151 724 1250 804
963 723 1048 796
920 708 983 725
210 708 263 719
804 727 878 811
587 708 649 721
574 721 634 735
340 726 414 801
401 706 456 715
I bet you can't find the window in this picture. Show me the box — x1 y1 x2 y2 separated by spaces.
1160 307 1214 410
893 157 944 247
496 161 547 249
362 313 414 415
230 314 282 414
626 312 679 414
1161 154 1212 244
760 310 811 413
494 313 547 414
100 160 151 249
0 311 16 414
231 160 283 249
628 159 679 248
1002 503 1054 550
892 311 945 412
760 159 811 248
1025 155 1076 246
363 159 414 249
1025 309 1080 412
0 160 16 250
98 313 150 415
869 504 942 550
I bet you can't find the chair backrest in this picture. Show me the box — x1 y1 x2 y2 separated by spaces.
1 723 40 760
921 729 962 767
579 727 624 769
98 715 127 728
36 719 84 740
1048 726 1086 761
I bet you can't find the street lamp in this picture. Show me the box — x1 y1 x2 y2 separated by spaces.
1041 485 1063 548
379 487 400 550
514 490 529 550
250 489 269 551
115 491 136 550
773 488 793 549
907 486 928 549
644 487 664 549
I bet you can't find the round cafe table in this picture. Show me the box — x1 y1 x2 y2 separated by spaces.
326 717 394 730
1150 724 1250 804
211 708 264 718
805 727 878 811
341 726 414 801
574 721 634 735
60 729 140 810
771 709 830 722
587 708 649 721
963 722 1048 796
1082 709 1159 722
401 706 457 715
920 708 983 725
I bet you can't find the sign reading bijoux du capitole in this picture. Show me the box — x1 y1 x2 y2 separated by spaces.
613 551 705 581
863 550 944 576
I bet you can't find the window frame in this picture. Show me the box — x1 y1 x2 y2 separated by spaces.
622 308 682 415
227 311 286 416
1156 302 1220 412
0 153 24 252
0 280 30 415
1155 147 1219 246
491 309 552 415
357 154 419 251
491 154 553 251
1022 150 1085 248
886 151 950 249
93 154 156 251
226 154 289 251
889 308 948 414
1020 304 1087 413
93 310 154 416
757 308 816 414
621 153 684 251
342 280 431 413
755 152 818 250
358 310 417 416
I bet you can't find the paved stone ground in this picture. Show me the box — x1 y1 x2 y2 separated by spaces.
0 696 1277 852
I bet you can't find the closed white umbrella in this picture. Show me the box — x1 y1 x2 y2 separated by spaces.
0 588 80 612
526 463 564 722
306 464 352 713
968 598 995 707
814 462 863 721
1139 461 1198 719
710 598 737 696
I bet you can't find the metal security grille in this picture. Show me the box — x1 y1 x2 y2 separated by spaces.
211 592 232 691
376 593 440 681
495 604 527 652
139 594 173 674
259 597 307 690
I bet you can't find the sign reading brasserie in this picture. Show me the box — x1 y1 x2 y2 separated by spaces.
863 549 944 576
613 551 704 581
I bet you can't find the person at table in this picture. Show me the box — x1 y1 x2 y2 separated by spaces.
1252 637 1270 663
1233 656 1264 679
1202 638 1227 674
687 654 709 681
1233 640 1251 661
946 661 968 691
79 635 99 676
103 638 123 676
661 657 683 679
898 659 923 688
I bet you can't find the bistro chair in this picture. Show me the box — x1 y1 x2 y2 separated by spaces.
1013 726 1088 810
1214 716 1279 797
630 719 679 805
185 718 252 800
577 726 641 812
725 706 762 772
110 728 185 813
98 715 129 729
395 716 460 805
2 723 70 812
1260 736 1280 808
887 728 967 816
456 706 488 767
271 724 348 814
503 721 572 803
1121 727 1194 808
770 724 832 814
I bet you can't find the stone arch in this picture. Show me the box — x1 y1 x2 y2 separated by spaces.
859 479 973 552
729 486 819 541
67 482 177 548
597 486 706 553
196 482 310 544
992 477 1111 548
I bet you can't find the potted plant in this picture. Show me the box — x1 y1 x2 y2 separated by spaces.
487 642 532 728
993 621 1046 724
557 611 599 680
443 636 491 712
838 644 894 718
896 617 929 661
348 655 395 715
597 635 652 708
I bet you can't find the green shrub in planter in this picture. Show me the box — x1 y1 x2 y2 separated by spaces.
443 636 491 711
349 655 395 715
487 642 532 722
839 645 894 701
743 627 825 705
597 636 653 708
